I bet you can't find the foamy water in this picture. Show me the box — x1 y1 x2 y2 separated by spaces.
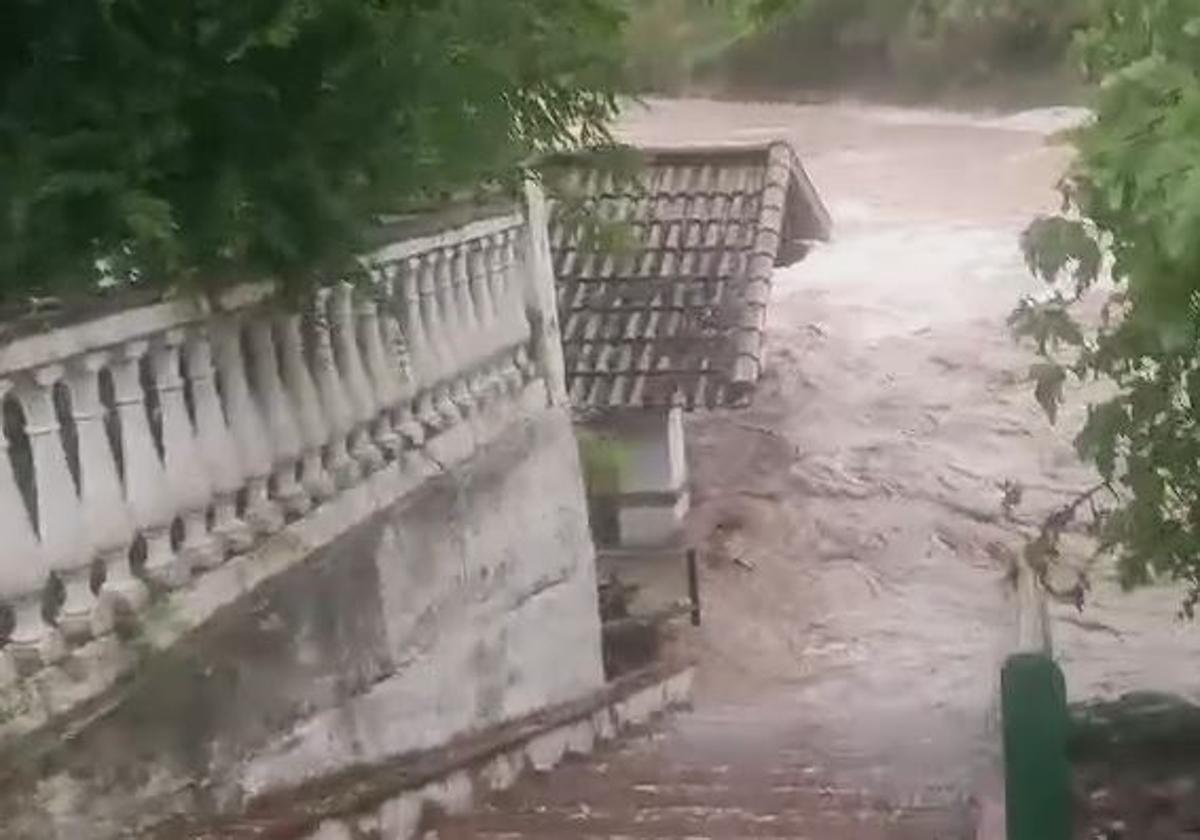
622 100 1200 804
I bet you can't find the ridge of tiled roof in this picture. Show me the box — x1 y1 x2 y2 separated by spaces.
547 140 830 412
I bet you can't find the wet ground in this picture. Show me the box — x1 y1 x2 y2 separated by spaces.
436 98 1200 837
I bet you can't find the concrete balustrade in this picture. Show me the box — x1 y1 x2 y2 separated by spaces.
213 315 284 538
330 282 384 472
18 364 88 660
452 245 486 402
186 328 255 559
378 303 424 452
112 340 182 585
249 318 311 519
492 232 528 392
419 252 462 427
393 258 439 432
159 330 224 578
67 352 143 633
358 295 402 459
277 312 337 504
309 290 361 490
0 377 52 677
467 242 503 399
437 248 475 417
0 208 543 694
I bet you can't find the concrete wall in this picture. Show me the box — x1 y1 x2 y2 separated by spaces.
582 408 690 548
0 407 604 840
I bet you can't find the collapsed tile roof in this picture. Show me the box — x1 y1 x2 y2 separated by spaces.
547 141 831 412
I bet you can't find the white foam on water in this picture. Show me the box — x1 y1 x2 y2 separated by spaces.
850 103 1092 136
979 107 1093 134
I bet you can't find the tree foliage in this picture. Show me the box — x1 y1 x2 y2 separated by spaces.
1014 0 1200 614
622 0 754 93
716 0 1085 95
0 0 627 306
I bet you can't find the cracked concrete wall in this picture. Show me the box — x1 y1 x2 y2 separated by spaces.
0 408 604 840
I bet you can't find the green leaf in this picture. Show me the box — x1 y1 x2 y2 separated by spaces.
1020 215 1103 293
1009 300 1085 355
1006 1 1200 612
1076 400 1128 481
1031 362 1068 425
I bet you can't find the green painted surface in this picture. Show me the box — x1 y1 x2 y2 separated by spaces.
1002 652 1071 840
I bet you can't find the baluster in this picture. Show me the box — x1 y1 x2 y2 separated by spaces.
432 249 462 373
419 253 461 426
0 378 53 676
212 318 282 536
15 365 88 656
489 233 522 392
277 312 336 502
378 305 424 450
186 328 254 556
331 282 384 471
311 290 360 489
487 232 510 345
65 353 143 636
398 258 441 431
248 318 310 517
503 231 534 382
468 241 503 398
358 293 401 459
437 248 474 415
155 331 222 583
110 341 179 586
483 235 512 398
452 244 487 403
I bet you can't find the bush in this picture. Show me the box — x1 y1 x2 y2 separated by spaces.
0 0 627 306
623 0 751 93
708 0 1087 97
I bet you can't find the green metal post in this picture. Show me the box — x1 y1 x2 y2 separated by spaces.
1002 652 1071 840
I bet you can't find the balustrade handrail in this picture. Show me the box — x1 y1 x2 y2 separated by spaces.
0 198 552 694
0 210 523 381
368 210 523 266
0 284 274 379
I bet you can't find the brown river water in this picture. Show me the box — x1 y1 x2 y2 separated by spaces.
433 98 1200 839
636 97 1200 809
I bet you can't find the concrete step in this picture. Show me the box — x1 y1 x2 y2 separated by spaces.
431 731 972 840
483 768 880 813
439 807 959 839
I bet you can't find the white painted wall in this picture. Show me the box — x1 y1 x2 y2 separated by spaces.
240 408 604 796
0 194 607 839
600 407 690 547
0 403 605 840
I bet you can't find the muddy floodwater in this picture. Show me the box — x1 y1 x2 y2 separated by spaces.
435 98 1200 838
622 98 1200 804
